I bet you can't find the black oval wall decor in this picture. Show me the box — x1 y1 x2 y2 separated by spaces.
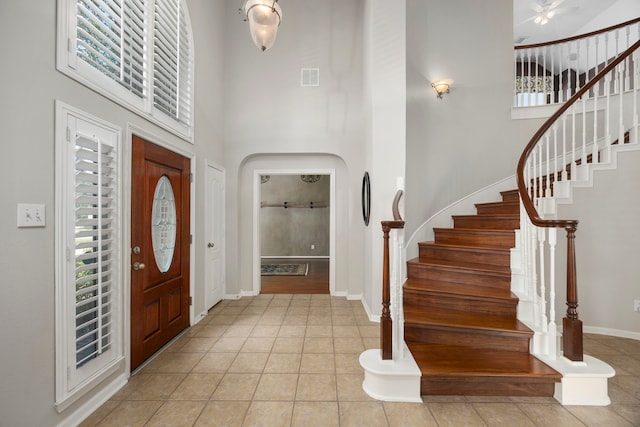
362 172 371 226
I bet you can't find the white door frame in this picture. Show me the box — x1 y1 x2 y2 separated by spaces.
124 124 196 373
252 168 336 295
204 160 225 310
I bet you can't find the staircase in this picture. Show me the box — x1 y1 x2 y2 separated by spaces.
403 189 562 396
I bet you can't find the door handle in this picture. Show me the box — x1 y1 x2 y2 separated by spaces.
207 243 215 248
132 262 146 270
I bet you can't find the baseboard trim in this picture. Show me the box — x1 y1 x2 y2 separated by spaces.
360 298 380 323
56 373 128 427
584 326 640 341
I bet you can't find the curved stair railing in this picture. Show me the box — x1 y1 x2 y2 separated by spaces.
516 39 640 361
514 18 640 107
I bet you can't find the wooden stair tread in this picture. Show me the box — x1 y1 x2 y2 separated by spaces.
407 344 561 379
452 214 519 220
404 310 532 335
404 278 517 301
417 242 511 268
418 242 510 254
408 257 510 275
500 189 520 200
434 227 514 235
475 201 519 208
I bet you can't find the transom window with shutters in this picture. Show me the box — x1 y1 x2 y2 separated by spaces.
57 0 194 140
55 102 124 409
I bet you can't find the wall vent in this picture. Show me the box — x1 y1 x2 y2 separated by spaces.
301 68 320 87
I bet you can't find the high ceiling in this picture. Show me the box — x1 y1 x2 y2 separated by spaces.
514 0 620 45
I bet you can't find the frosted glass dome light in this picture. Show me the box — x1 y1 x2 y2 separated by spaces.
242 0 282 52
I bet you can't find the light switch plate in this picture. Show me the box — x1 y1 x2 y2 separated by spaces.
17 203 46 227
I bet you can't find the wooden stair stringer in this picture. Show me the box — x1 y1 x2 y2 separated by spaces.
531 131 640 216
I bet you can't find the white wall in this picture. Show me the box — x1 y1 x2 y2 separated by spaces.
222 1 370 302
190 0 227 319
362 0 407 317
260 175 331 257
405 0 543 240
0 1 225 425
573 0 640 35
554 150 640 336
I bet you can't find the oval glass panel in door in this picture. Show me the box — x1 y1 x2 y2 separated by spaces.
151 175 177 273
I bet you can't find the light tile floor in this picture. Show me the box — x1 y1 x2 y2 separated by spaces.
82 294 640 426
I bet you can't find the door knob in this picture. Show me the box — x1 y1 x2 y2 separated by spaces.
207 243 215 248
132 262 146 270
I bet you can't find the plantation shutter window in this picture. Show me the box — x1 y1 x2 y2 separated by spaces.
57 0 194 140
74 134 117 368
153 0 193 126
55 103 124 410
75 0 145 98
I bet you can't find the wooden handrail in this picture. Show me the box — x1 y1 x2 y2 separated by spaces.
516 39 640 361
515 17 640 50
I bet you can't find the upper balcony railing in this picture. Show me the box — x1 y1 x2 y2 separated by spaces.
514 18 640 108
516 37 640 361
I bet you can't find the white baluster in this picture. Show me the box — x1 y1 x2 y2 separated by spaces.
593 75 599 163
581 91 588 165
571 103 577 176
531 48 540 105
605 72 612 148
576 40 581 92
586 37 590 97
391 228 405 360
560 42 565 103
615 30 620 94
548 228 557 359
594 35 600 96
530 222 539 329
561 115 567 182
547 45 552 104
538 227 548 337
552 123 558 195
625 26 631 90
619 63 625 144
529 156 535 202
544 134 550 198
520 201 531 301
604 32 610 70
633 50 639 145
537 144 543 203
515 49 520 107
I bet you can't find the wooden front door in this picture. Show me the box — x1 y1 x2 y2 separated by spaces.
131 136 190 370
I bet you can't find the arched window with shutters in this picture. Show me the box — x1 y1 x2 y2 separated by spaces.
56 0 194 140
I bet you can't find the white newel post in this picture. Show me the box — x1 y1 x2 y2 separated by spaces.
390 227 405 361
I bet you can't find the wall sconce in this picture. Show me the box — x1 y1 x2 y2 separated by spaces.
431 79 453 99
241 0 282 52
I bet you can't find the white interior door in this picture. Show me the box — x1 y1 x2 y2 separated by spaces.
205 161 225 309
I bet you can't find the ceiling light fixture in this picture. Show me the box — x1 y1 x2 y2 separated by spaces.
533 1 558 26
300 175 321 183
241 0 282 52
